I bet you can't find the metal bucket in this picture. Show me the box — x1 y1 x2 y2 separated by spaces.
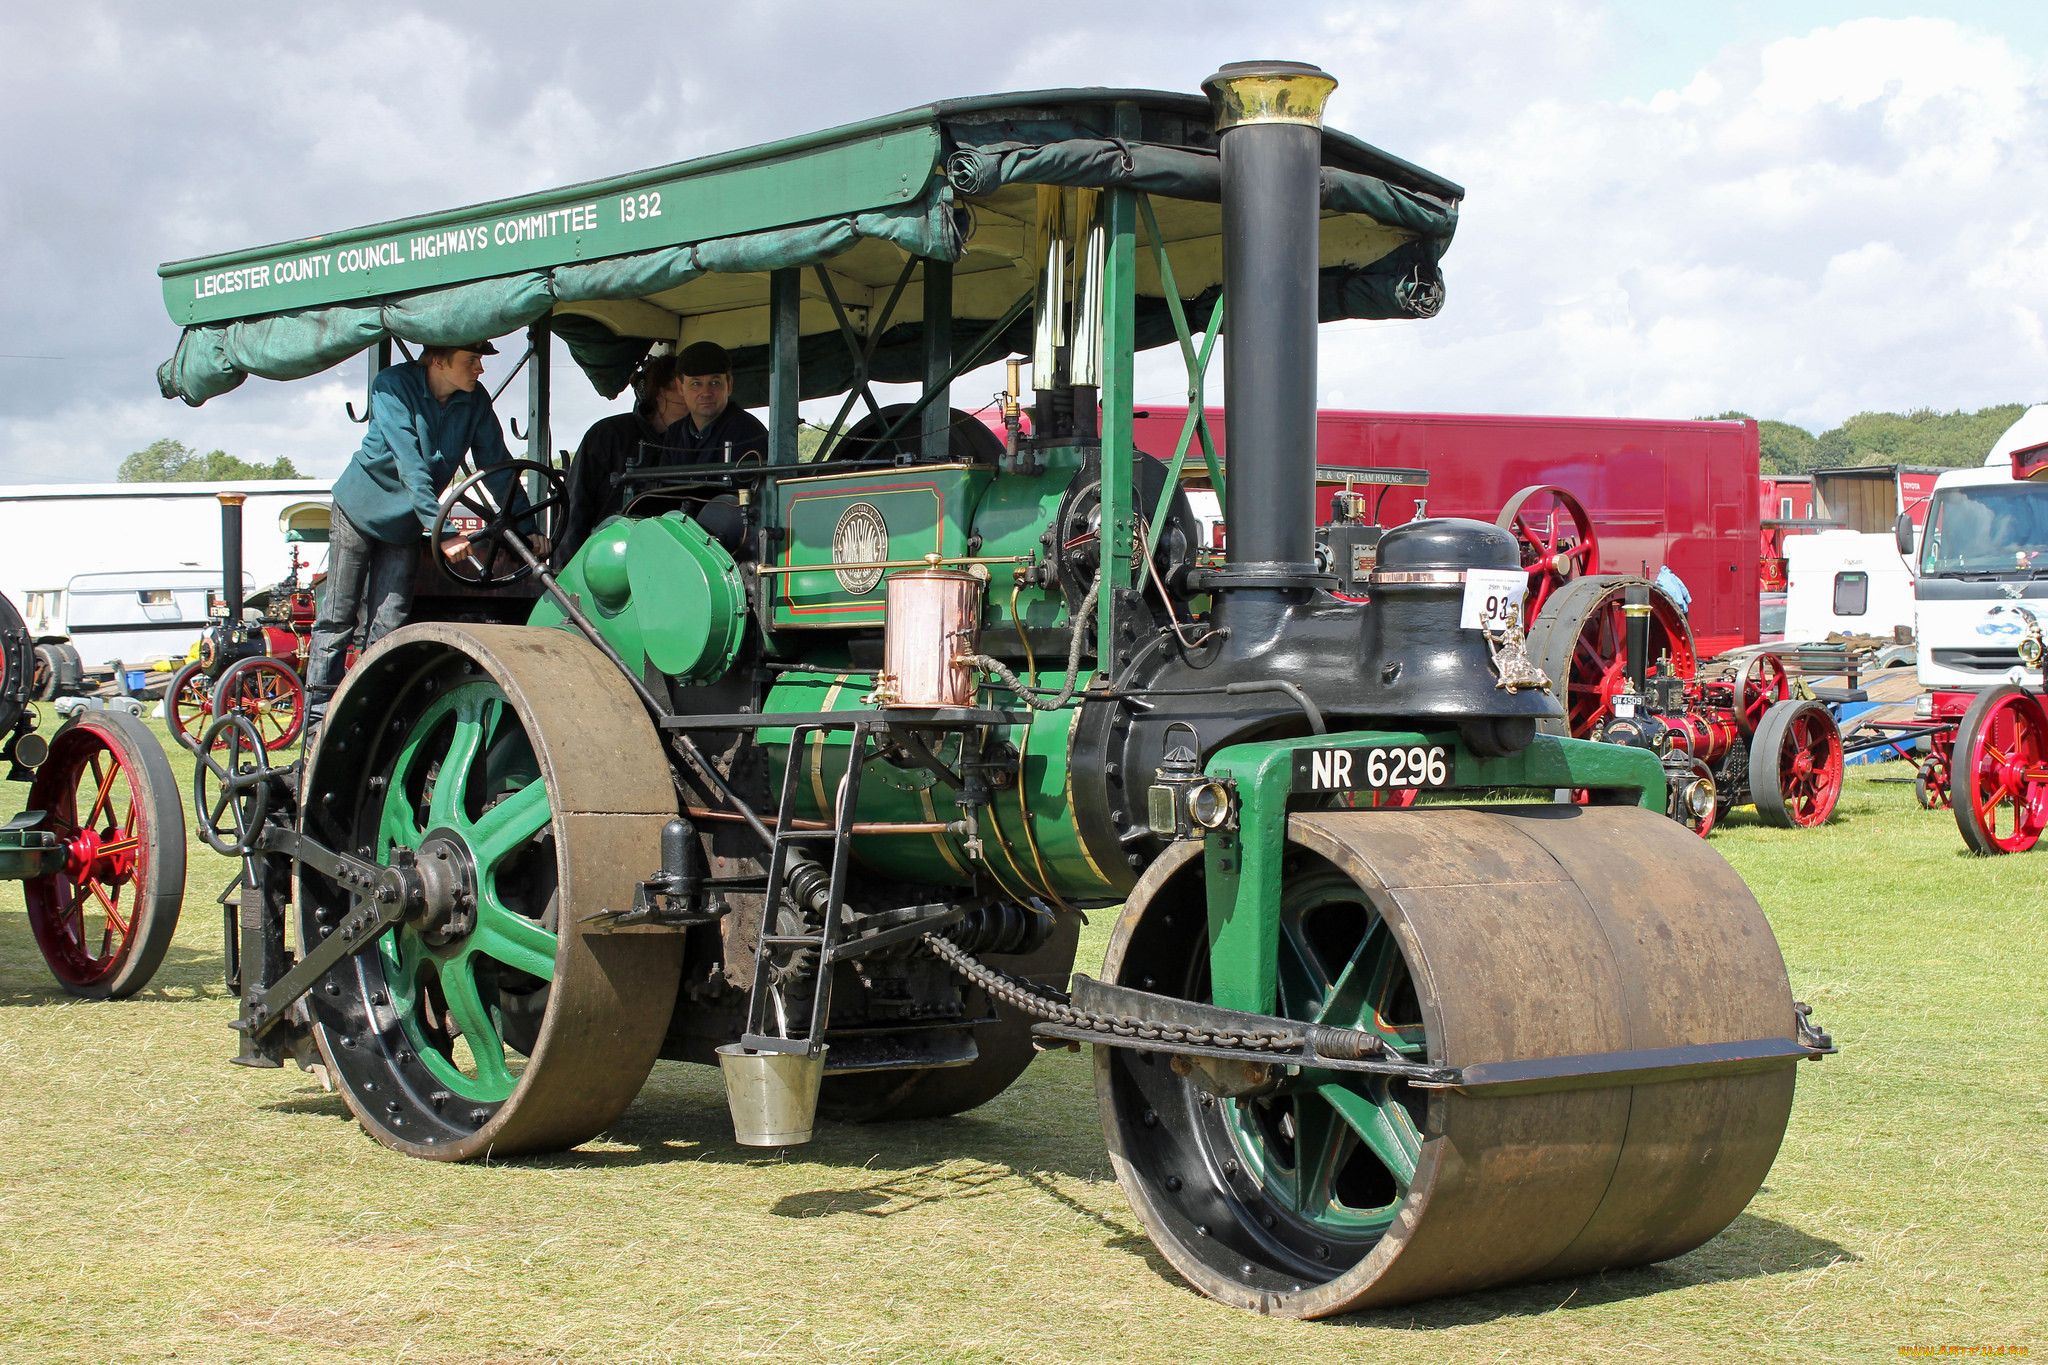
716 1043 828 1146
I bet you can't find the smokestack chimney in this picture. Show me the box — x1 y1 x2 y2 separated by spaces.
218 493 246 623
1202 60 1337 583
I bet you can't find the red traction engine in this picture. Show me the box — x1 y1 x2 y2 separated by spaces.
166 494 312 754
1524 575 1843 835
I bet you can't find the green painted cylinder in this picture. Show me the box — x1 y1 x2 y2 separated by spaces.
757 672 1118 903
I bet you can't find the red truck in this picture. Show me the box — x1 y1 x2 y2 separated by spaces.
1132 408 1763 655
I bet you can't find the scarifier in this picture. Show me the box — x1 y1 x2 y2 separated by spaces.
160 62 1833 1315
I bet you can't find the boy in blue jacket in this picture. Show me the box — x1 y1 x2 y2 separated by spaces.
305 340 548 731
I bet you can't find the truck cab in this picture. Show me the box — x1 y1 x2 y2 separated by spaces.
1911 405 2048 689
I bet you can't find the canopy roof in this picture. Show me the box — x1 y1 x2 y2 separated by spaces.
157 86 1462 408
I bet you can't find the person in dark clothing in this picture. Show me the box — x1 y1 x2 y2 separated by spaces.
553 340 770 567
305 340 543 731
668 339 769 465
553 352 692 569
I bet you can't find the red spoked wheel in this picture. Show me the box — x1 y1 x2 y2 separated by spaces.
1951 685 2048 855
1749 699 1844 829
1735 652 1791 736
212 656 305 752
1496 484 1598 628
1526 575 1697 737
165 660 217 753
22 711 187 998
1916 752 1952 810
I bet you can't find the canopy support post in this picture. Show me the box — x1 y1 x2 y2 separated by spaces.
346 339 392 424
1097 101 1142 673
769 267 801 464
524 318 552 506
921 258 953 462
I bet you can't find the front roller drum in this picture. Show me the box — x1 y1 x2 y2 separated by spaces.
1098 804 1801 1316
298 622 683 1159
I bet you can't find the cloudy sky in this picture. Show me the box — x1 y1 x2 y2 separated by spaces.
3 0 2046 484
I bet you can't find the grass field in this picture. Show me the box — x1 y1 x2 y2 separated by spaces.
0 716 2041 1364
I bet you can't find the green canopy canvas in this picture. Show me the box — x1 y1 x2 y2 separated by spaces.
156 86 1460 413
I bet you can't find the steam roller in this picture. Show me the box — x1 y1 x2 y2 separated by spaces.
166 59 1832 1314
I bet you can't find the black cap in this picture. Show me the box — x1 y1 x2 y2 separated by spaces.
448 339 499 355
677 340 731 376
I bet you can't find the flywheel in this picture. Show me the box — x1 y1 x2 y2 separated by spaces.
298 623 683 1159
1097 803 1801 1316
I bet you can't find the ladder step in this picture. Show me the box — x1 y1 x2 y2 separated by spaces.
775 829 842 841
762 934 825 947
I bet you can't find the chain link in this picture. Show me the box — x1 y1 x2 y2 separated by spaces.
922 933 1300 1053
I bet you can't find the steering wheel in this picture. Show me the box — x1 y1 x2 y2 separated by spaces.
192 713 275 856
431 460 567 588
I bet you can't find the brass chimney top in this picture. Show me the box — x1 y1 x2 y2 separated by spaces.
1202 60 1338 132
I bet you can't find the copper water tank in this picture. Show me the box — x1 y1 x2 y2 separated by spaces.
877 557 981 708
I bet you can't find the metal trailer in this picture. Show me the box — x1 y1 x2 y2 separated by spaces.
0 591 188 996
157 63 1833 1315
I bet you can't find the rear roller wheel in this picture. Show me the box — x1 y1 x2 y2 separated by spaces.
22 711 187 998
299 623 683 1159
213 656 304 752
1951 685 2048 855
1749 700 1843 828
1098 806 1800 1316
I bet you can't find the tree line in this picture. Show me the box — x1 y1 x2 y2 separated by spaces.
1703 404 2031 474
117 438 301 482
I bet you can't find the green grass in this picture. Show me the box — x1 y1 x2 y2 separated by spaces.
0 718 2041 1364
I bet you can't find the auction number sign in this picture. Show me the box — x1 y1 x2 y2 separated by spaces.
1461 568 1527 631
1292 744 1452 793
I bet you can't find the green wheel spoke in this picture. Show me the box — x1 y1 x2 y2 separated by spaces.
381 929 421 1015
467 778 548 862
440 956 515 1092
1278 916 1335 1004
1321 1081 1420 1190
427 710 489 830
470 904 556 983
1313 922 1382 1031
1310 922 1426 1057
378 792 421 859
1290 1095 1352 1218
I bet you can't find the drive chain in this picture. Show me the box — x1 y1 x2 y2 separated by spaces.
922 932 1299 1053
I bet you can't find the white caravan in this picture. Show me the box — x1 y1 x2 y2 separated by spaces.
1781 529 1915 643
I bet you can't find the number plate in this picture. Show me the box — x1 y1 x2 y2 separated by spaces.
1461 568 1527 630
1292 744 1452 793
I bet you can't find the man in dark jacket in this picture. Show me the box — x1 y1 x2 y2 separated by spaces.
668 340 769 464
553 340 769 566
305 340 543 730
